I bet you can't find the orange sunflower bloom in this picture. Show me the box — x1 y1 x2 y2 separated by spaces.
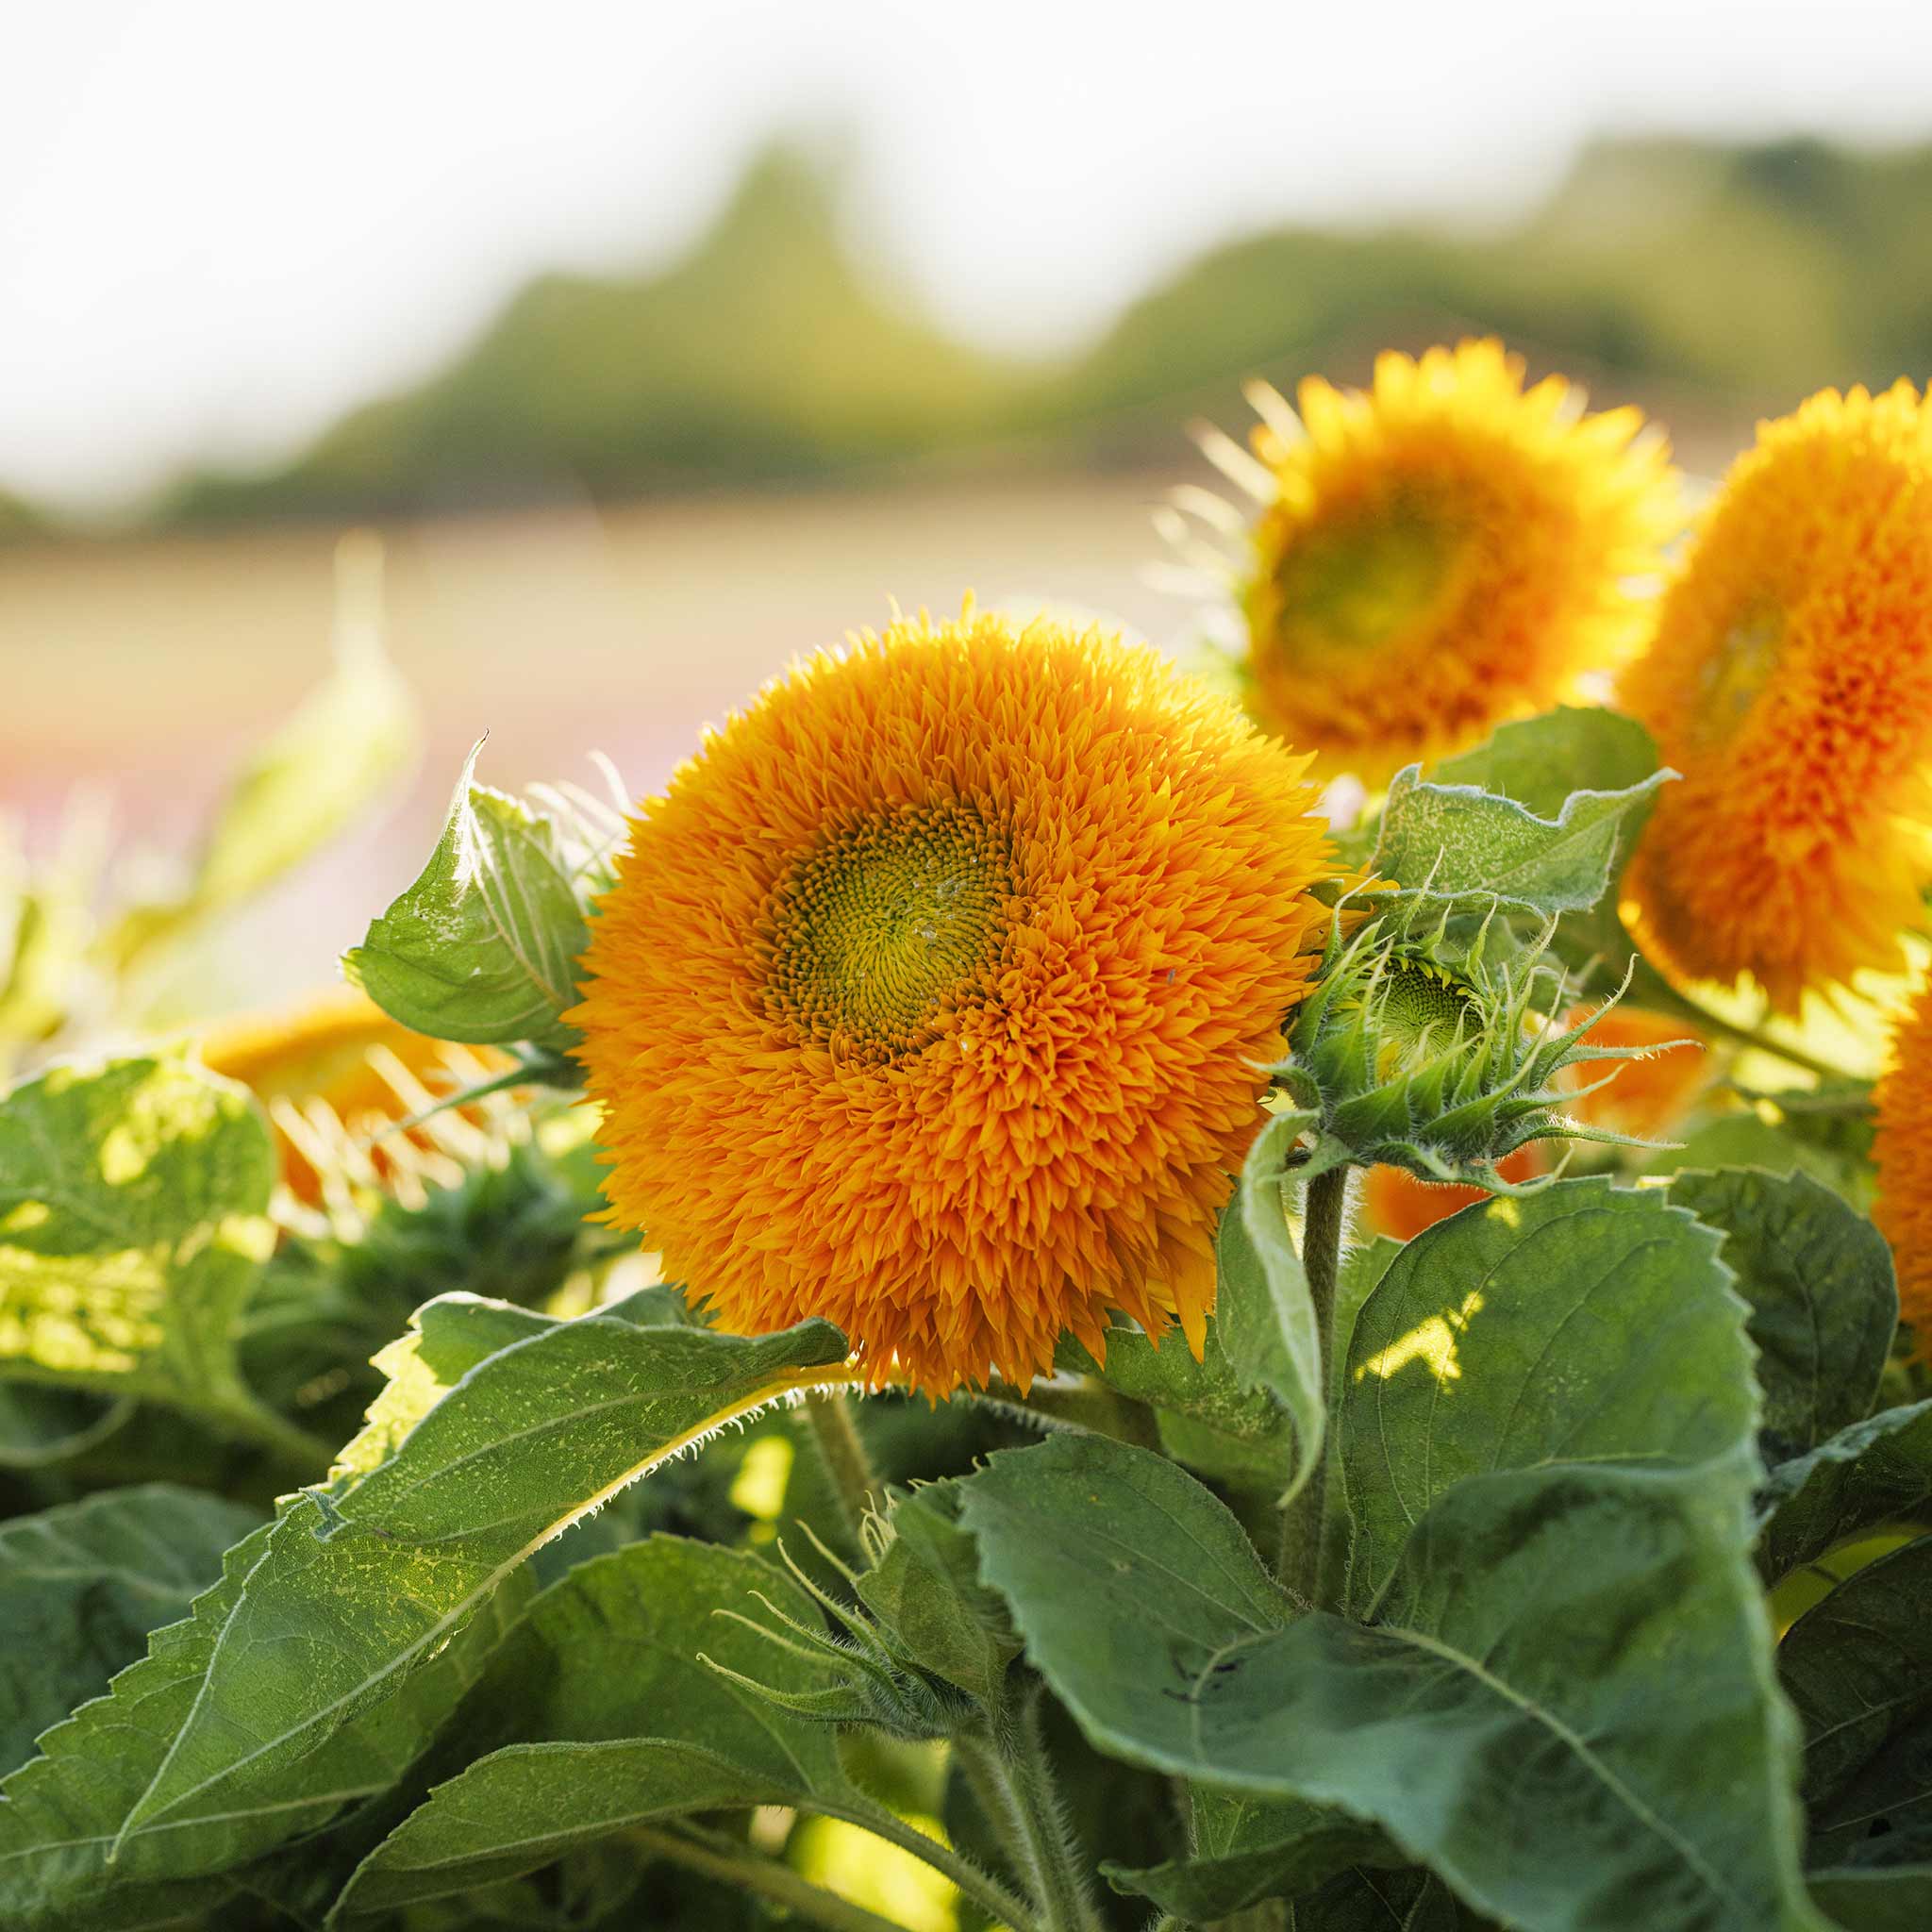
571 605 1342 1394
1190 339 1680 783
1874 983 1932 1343
201 987 505 1205
1624 381 1932 1008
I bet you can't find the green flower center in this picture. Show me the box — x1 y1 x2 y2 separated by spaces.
1270 494 1461 654
765 803 1012 1061
1374 959 1480 1080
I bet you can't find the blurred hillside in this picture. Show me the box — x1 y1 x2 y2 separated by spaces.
32 131 1932 535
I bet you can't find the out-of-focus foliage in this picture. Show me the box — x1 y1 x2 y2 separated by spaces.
75 133 1932 535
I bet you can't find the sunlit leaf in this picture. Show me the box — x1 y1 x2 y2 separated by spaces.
346 741 591 1052
1371 758 1669 917
1336 1176 1751 1613
104 1296 845 1859
0 1056 299 1456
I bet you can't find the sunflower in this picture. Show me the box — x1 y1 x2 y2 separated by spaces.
1624 382 1932 1008
571 604 1342 1394
201 987 506 1205
1874 983 1932 1342
1176 339 1680 782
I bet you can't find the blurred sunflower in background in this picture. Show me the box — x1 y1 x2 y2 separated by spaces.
201 985 508 1208
1624 380 1932 1010
573 603 1343 1394
1171 338 1681 783
1874 982 1932 1344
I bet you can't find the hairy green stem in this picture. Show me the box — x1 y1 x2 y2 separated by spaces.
631 1820 911 1932
802 1391 881 1552
955 1688 1104 1932
1274 1163 1349 1607
825 1794 1041 1931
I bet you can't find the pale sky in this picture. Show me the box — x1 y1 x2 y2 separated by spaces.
5 0 1932 509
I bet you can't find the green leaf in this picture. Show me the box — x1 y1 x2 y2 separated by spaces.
1780 1533 1932 1858
962 1433 1823 1932
1055 1320 1280 1444
1808 1866 1932 1931
333 1536 854 1915
1371 758 1669 916
1670 1168 1897 1461
1336 1176 1751 1613
336 1740 780 1918
1756 1402 1932 1584
1645 1118 1874 1211
346 742 591 1052
1291 1866 1494 1930
1106 1787 1391 1920
1216 1108 1332 1503
0 1524 527 1932
0 1485 261 1778
1432 708 1664 989
103 628 417 969
0 1056 292 1448
104 1296 846 1859
857 1480 1021 1707
1432 708 1661 818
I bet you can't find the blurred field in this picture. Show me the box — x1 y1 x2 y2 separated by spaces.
1 471 1193 1010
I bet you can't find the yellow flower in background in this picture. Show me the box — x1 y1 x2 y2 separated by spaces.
1624 381 1932 1009
1191 339 1680 783
1874 982 1932 1342
201 986 506 1205
572 604 1342 1395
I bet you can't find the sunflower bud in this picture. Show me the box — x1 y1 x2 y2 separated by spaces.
1284 896 1679 1189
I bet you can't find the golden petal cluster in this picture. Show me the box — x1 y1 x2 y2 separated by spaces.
1232 338 1680 782
1624 380 1932 1008
570 604 1342 1394
201 987 498 1204
1874 982 1932 1342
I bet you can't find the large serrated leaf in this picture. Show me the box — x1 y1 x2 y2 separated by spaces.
0 1523 527 1932
0 1056 289 1446
1336 1176 1753 1613
105 1299 846 1860
1372 759 1669 916
1670 1168 1897 1461
962 1433 1824 1932
347 742 591 1051
0 1485 260 1779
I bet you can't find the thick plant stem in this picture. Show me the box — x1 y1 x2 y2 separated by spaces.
803 1390 881 1551
631 1821 913 1932
955 1688 1105 1932
1274 1162 1349 1607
